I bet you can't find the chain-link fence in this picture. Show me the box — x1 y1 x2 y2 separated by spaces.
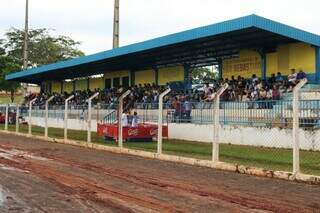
1 85 320 177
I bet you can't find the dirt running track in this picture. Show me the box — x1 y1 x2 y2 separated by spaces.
0 134 319 212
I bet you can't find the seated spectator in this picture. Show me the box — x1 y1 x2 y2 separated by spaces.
288 69 297 85
276 72 285 83
296 69 307 81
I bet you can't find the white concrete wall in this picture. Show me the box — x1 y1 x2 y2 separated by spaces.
168 123 320 151
28 117 320 151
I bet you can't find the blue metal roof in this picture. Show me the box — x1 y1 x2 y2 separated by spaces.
6 14 320 82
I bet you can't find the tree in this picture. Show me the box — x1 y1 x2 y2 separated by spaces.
191 66 218 84
0 56 21 102
2 28 85 66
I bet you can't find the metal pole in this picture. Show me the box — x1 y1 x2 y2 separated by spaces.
64 95 74 141
212 83 228 162
118 90 131 148
113 0 120 48
292 78 307 174
45 96 54 138
87 92 99 143
28 98 37 136
16 105 20 133
22 0 29 98
4 104 9 131
157 89 171 155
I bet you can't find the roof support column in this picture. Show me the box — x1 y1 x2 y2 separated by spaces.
316 46 320 83
154 67 159 85
184 64 192 91
260 52 267 80
130 70 135 86
218 59 223 80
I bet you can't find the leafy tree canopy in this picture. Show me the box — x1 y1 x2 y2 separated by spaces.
191 66 218 84
0 56 21 102
1 28 85 67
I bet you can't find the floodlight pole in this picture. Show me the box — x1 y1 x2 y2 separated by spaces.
292 78 307 175
64 95 75 141
157 88 171 155
28 97 37 136
22 0 29 98
118 90 131 148
212 83 228 162
87 92 99 143
44 96 54 138
113 0 120 48
16 105 20 133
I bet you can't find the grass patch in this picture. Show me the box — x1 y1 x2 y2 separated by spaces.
1 124 320 176
0 95 22 104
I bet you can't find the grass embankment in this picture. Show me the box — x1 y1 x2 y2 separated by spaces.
1 124 319 176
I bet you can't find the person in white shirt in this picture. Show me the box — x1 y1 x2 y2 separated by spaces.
131 112 139 127
121 111 128 127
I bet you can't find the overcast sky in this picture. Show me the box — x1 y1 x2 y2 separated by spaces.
1 0 320 55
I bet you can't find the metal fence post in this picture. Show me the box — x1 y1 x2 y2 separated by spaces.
157 88 171 155
118 90 131 148
16 105 19 133
87 92 99 143
292 78 307 175
4 104 9 131
28 98 37 136
45 96 54 138
212 83 228 162
64 95 75 141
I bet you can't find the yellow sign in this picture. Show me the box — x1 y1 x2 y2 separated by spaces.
223 50 261 79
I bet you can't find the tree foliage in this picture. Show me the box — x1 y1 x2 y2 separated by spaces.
0 56 21 102
2 28 85 66
191 66 218 84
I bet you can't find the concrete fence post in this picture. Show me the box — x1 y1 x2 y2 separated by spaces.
4 104 9 131
28 98 37 136
15 105 19 133
292 78 307 175
118 90 131 148
157 88 171 155
87 92 99 143
45 96 54 138
212 83 228 163
64 95 75 141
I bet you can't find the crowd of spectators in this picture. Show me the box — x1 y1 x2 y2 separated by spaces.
24 69 307 113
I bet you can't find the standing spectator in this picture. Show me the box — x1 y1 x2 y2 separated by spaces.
184 97 192 123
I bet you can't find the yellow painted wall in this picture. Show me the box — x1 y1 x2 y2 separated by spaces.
266 52 278 77
63 81 74 93
104 70 130 86
158 66 184 85
223 42 316 79
89 77 104 90
75 79 88 91
51 81 61 93
288 43 315 74
135 69 155 85
267 42 315 76
223 49 261 79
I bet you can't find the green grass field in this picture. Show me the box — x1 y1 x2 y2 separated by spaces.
0 95 22 104
1 124 319 176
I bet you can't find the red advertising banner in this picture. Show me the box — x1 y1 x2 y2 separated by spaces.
97 123 168 141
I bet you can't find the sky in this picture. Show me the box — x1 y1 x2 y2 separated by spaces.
1 0 320 55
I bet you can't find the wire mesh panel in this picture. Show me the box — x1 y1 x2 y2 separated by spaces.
299 96 320 175
0 105 7 130
219 99 294 172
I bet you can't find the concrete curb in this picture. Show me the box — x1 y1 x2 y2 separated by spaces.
1 130 320 185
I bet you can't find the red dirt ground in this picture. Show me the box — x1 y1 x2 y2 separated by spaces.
0 133 319 212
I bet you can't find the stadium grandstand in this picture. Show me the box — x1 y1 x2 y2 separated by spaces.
5 14 320 111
